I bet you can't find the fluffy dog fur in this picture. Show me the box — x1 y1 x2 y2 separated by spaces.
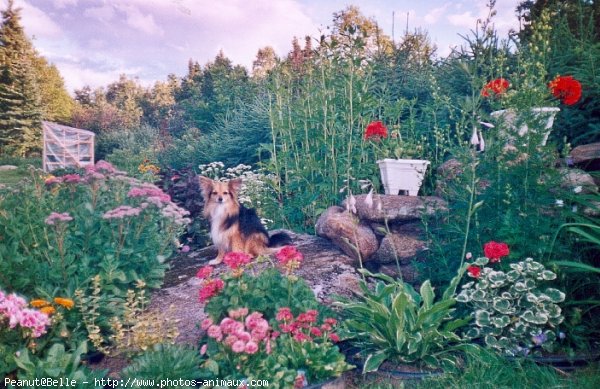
199 176 290 265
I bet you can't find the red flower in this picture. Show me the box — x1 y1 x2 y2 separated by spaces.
467 265 481 278
276 307 293 322
364 121 388 140
276 246 303 269
549 75 582 106
483 241 510 263
196 265 213 279
223 251 252 270
198 278 225 303
329 333 340 343
481 78 510 97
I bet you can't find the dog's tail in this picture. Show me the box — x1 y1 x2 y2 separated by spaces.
268 231 293 248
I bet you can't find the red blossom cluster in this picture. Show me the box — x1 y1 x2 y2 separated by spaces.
196 266 224 303
549 75 582 106
223 251 253 270
466 240 510 278
276 246 303 272
481 78 510 97
364 121 388 140
276 307 339 343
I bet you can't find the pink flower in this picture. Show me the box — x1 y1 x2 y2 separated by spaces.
329 333 340 343
293 332 311 342
196 266 213 279
228 307 249 319
94 160 116 174
236 331 252 343
200 344 207 355
310 327 323 337
297 310 318 324
207 325 223 341
180 245 190 253
276 307 293 322
102 205 142 220
200 317 213 330
232 340 246 353
45 212 73 225
244 340 259 354
223 252 252 270
245 312 265 330
224 335 239 347
324 317 337 326
62 174 81 184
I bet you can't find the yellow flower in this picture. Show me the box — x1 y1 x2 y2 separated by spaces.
30 299 51 308
40 306 56 316
53 297 75 310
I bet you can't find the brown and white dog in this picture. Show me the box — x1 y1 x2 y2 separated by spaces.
199 176 290 265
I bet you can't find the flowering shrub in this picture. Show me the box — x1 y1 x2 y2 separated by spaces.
481 78 510 97
201 247 323 323
197 247 351 387
198 307 351 388
457 256 565 356
1 290 52 375
0 161 189 300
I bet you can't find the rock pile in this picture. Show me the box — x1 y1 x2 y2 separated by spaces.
315 194 447 282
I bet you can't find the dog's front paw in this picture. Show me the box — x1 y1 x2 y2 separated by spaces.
208 257 223 265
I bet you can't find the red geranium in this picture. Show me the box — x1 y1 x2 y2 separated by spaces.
549 75 582 106
467 265 481 278
481 78 510 97
223 251 252 270
483 241 510 263
364 121 388 140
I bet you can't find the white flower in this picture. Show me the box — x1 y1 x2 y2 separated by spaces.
573 186 582 194
555 199 564 207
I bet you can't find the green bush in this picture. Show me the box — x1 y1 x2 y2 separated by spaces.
0 161 189 298
120 344 203 388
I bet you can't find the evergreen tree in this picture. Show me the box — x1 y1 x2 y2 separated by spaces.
0 0 42 156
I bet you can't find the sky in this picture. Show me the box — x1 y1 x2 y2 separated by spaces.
9 0 523 93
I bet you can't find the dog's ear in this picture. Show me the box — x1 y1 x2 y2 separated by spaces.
228 178 242 195
198 176 213 200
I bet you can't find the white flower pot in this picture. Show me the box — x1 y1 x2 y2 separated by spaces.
377 159 430 196
491 107 560 146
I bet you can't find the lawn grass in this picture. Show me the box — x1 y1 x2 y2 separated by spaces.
348 350 600 389
0 156 41 185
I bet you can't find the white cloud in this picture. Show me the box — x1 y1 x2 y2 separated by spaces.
424 4 449 24
52 0 77 9
83 4 115 23
116 4 165 36
19 1 63 39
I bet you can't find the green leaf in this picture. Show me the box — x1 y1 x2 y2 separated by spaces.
419 280 435 310
522 310 548 324
544 288 566 303
362 350 389 373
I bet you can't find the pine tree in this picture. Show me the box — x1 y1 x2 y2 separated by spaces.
0 0 42 157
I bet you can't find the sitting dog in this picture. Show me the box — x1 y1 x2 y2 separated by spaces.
199 176 290 264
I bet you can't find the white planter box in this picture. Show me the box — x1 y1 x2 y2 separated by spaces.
491 107 560 146
377 159 430 196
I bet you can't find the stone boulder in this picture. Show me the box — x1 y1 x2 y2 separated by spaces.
373 222 427 265
315 206 378 262
559 168 598 194
341 194 447 224
570 142 600 170
0 165 17 171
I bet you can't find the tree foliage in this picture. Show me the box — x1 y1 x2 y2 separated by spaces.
0 0 42 157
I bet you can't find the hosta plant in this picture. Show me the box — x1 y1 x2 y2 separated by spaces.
337 266 476 373
457 257 565 356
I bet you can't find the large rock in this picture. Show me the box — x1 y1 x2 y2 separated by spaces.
559 168 598 194
570 142 600 170
373 222 427 265
315 206 379 262
342 194 447 224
